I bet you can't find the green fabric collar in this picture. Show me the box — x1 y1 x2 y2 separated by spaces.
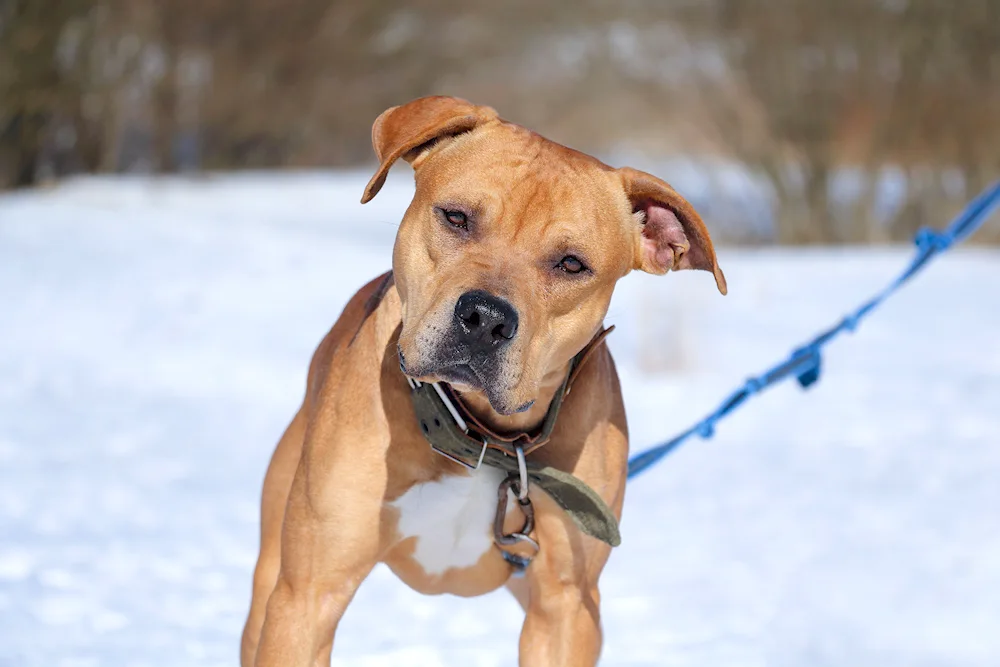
406 329 621 547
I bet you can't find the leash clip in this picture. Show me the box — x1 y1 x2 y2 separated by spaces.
494 472 539 570
494 475 538 549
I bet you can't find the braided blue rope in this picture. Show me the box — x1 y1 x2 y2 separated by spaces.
627 180 1000 479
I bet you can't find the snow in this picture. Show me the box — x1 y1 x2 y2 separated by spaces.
1 172 998 667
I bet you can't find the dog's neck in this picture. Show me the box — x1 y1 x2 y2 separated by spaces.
453 362 571 437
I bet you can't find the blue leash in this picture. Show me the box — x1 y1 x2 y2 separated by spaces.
627 181 1000 479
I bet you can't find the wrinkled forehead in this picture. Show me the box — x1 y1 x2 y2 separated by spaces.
413 123 632 253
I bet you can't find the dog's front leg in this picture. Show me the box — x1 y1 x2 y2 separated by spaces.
516 496 612 667
519 578 603 667
253 434 385 667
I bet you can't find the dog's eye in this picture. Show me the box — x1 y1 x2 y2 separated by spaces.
442 209 468 229
557 256 586 274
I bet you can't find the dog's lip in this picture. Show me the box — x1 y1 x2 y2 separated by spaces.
399 344 474 384
402 359 481 387
511 399 535 414
401 358 532 416
411 363 483 393
438 363 480 386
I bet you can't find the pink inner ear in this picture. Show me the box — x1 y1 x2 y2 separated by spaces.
640 202 690 274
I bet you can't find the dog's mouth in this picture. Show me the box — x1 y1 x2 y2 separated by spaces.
398 345 479 388
398 347 534 415
436 362 480 388
405 358 486 395
436 364 535 415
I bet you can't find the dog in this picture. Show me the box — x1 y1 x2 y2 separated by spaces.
241 96 726 667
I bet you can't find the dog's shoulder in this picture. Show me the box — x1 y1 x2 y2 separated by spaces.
304 271 398 406
347 270 396 346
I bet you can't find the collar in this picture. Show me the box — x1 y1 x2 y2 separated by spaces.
405 326 621 548
406 325 614 462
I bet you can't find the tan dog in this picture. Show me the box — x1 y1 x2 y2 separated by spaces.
241 96 726 667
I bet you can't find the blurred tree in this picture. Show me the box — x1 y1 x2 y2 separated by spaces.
0 0 90 186
673 0 1000 243
1 0 998 244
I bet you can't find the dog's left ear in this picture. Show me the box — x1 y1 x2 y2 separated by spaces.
361 96 499 203
619 166 727 295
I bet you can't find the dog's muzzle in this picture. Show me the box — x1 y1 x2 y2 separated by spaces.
399 289 522 412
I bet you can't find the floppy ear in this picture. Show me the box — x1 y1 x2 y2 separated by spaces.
360 96 499 204
619 166 727 295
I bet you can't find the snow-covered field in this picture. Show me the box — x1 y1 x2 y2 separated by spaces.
1 172 998 667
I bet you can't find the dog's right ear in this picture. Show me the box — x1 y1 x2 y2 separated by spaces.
361 96 498 204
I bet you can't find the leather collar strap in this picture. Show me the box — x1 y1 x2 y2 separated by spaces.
406 326 621 547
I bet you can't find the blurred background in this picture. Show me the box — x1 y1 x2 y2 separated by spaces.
2 2 1000 666
3 0 1000 243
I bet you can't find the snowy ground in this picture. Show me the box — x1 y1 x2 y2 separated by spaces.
1 172 998 667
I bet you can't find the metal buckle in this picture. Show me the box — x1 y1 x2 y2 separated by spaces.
408 379 487 470
430 382 469 432
431 435 488 471
514 444 529 501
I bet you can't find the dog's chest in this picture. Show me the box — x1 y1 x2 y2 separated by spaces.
389 467 505 576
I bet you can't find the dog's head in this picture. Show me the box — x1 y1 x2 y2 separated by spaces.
362 96 726 415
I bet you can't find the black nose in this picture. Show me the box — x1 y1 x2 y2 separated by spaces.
454 290 519 353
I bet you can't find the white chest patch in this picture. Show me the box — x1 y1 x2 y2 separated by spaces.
390 467 505 576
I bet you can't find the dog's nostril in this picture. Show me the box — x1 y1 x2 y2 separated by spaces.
433 418 441 428
454 290 518 347
421 421 429 434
